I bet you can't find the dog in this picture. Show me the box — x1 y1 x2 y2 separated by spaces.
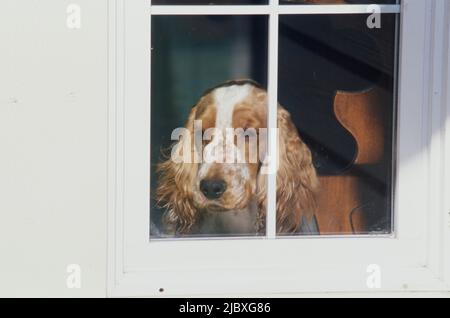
156 80 318 236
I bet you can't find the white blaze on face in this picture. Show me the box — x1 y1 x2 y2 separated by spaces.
199 84 252 188
214 84 251 133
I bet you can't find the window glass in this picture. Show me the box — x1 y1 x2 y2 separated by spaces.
151 15 269 238
277 14 398 235
150 9 398 239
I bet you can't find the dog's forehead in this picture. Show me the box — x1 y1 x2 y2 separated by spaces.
213 84 252 105
213 84 252 128
195 83 266 124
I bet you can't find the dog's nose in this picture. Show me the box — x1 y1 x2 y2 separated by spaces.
200 179 227 199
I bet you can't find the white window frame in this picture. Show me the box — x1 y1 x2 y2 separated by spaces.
107 0 450 296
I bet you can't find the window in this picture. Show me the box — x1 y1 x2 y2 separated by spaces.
151 14 269 238
108 0 450 296
150 1 399 238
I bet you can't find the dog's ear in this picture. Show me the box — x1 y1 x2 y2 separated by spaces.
256 105 318 234
156 107 199 235
276 106 318 233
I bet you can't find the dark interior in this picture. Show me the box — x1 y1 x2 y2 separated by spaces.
278 14 397 233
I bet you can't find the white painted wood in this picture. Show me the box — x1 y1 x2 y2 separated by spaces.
439 0 450 289
0 0 108 297
149 4 400 15
108 0 450 297
426 0 447 282
266 0 279 239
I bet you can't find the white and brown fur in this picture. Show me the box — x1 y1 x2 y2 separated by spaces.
156 80 318 236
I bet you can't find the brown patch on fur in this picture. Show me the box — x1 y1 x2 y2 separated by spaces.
275 106 318 233
156 106 199 234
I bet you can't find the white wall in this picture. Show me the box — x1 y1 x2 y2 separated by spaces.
0 0 108 297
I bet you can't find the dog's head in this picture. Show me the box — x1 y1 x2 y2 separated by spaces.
157 80 318 235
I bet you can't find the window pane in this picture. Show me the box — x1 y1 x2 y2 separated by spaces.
151 15 268 238
280 0 397 4
152 0 268 5
277 14 398 236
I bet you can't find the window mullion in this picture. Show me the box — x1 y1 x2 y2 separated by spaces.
266 0 279 239
148 4 401 15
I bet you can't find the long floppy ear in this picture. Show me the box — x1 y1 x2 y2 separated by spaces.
156 107 198 235
275 105 319 234
255 105 319 234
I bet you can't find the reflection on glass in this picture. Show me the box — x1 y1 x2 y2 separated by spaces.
277 14 398 236
151 16 268 238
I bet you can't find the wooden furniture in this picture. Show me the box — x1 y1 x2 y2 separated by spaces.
315 87 391 234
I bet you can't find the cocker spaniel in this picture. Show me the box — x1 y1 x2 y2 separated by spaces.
156 80 318 236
